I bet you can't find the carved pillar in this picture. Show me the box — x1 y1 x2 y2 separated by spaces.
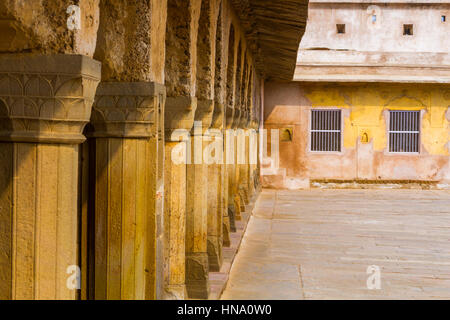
238 111 250 206
225 106 237 232
238 111 250 210
222 105 233 245
185 99 213 299
0 54 100 300
207 102 224 270
90 82 165 300
248 121 259 198
232 109 242 221
163 96 197 300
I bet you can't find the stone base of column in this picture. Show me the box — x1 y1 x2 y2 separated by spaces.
186 252 210 299
164 285 187 300
222 218 231 247
234 194 243 221
240 185 249 206
207 236 223 272
228 205 237 232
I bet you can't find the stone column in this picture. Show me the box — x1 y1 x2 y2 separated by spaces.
90 82 165 300
0 54 100 300
163 96 197 300
207 102 224 270
232 109 243 221
185 99 213 299
222 106 234 245
248 122 259 198
226 107 238 232
238 112 250 208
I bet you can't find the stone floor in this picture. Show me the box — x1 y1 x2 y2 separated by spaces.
221 189 450 300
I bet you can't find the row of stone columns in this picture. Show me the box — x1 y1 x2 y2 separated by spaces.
0 0 262 300
0 53 260 300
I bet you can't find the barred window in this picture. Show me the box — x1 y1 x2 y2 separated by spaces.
311 109 342 152
389 110 420 153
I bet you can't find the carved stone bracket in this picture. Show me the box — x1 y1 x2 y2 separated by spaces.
0 54 101 144
165 96 197 139
91 82 166 139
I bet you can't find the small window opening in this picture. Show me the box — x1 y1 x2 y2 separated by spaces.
336 24 346 34
442 16 446 23
403 24 413 36
372 15 377 23
280 128 293 142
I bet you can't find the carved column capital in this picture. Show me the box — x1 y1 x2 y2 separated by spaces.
165 96 197 139
0 54 101 144
91 82 166 139
250 120 259 130
211 102 224 130
231 108 241 129
194 99 214 133
225 106 234 129
239 110 250 128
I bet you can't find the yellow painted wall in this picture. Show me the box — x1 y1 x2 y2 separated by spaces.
305 84 450 156
263 81 450 186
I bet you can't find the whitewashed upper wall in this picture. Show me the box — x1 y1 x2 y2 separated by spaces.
299 1 450 54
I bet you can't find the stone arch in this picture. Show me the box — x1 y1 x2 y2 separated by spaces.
165 0 201 97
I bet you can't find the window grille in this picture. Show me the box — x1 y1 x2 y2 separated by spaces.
311 110 342 152
389 110 420 153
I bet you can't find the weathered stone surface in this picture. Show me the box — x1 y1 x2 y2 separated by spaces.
94 0 166 83
0 0 100 56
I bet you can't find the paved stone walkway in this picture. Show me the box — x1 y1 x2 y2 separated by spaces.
221 189 450 300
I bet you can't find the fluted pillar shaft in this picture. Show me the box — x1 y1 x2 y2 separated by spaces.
207 102 225 268
232 110 243 222
248 125 259 198
0 54 100 300
90 82 165 300
163 96 197 300
185 99 213 299
223 106 234 242
238 113 250 207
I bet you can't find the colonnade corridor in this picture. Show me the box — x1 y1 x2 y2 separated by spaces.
222 189 450 300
